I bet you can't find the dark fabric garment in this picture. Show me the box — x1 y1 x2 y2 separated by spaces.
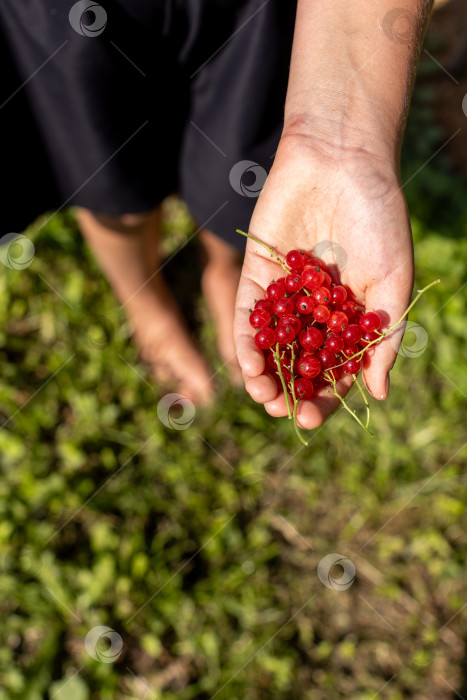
0 0 297 250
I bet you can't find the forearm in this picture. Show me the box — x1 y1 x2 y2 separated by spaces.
283 0 433 165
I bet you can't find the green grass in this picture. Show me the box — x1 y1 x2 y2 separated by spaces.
1 71 467 699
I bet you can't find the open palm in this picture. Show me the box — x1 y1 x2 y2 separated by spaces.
234 137 414 429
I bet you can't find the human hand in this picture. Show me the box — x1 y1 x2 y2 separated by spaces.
234 136 414 429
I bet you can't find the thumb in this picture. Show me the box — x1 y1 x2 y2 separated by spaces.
362 272 413 401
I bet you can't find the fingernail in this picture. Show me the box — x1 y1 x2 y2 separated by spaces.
372 375 390 401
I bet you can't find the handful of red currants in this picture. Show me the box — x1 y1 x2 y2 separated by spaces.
239 230 439 445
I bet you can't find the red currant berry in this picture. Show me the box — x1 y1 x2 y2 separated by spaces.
342 344 359 358
321 271 333 288
296 295 315 314
291 357 300 376
344 358 362 375
255 327 276 349
289 338 300 355
312 286 331 304
273 297 295 317
302 267 325 289
331 285 347 304
313 381 326 395
303 256 321 269
249 308 272 329
285 273 303 293
255 298 273 313
317 348 337 369
272 372 283 390
266 281 286 301
299 327 323 351
325 333 345 353
360 330 379 346
342 323 362 345
279 367 292 385
313 304 331 323
326 366 343 382
286 250 307 269
276 324 296 344
327 311 349 332
279 313 301 333
267 352 278 370
339 301 355 318
298 355 322 379
294 377 314 400
359 311 381 332
353 311 364 325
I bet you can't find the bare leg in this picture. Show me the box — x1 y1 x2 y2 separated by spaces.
200 229 243 385
77 207 214 405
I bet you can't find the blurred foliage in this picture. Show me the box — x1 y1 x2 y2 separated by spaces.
1 46 467 700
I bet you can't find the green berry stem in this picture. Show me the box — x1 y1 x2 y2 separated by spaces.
328 278 441 372
272 344 292 420
236 229 290 273
353 375 371 430
289 342 309 446
367 278 440 346
324 371 374 436
291 391 308 446
364 278 441 350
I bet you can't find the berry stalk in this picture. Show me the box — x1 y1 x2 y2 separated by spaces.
357 278 441 356
353 375 371 431
324 370 374 436
327 278 441 372
272 344 292 420
236 229 290 273
289 341 309 446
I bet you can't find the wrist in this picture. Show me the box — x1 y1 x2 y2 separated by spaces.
282 105 402 172
274 125 402 199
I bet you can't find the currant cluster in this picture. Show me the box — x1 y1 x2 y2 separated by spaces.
249 248 382 401
238 228 439 445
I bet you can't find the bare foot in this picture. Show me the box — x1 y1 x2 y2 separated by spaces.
126 276 215 406
201 257 243 386
77 207 215 406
